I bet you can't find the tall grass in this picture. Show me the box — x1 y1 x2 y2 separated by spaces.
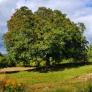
76 83 92 92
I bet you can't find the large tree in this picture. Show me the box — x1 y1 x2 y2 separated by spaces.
4 6 88 67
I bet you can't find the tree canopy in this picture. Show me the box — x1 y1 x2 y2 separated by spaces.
4 6 88 67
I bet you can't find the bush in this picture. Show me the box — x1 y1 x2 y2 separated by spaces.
0 77 26 92
0 56 8 68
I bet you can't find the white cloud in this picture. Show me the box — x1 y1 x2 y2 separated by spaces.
0 0 18 53
74 15 92 43
0 0 19 32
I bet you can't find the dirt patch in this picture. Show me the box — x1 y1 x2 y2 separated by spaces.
72 73 92 82
0 67 33 74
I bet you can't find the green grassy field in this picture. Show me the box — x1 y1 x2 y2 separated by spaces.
1 65 92 92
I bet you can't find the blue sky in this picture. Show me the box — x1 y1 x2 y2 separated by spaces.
0 0 92 54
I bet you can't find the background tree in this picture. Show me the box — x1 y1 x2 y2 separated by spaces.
87 44 92 62
0 53 8 67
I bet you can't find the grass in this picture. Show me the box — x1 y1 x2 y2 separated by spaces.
1 64 92 91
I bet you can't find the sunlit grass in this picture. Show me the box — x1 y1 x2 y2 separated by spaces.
0 65 92 84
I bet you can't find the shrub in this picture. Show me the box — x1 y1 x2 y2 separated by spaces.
0 56 8 68
0 77 25 92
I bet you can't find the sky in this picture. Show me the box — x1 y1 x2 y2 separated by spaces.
0 0 92 54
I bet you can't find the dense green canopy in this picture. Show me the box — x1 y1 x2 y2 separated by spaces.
4 6 88 66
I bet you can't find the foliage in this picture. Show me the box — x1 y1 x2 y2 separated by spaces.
87 44 92 62
4 7 33 66
0 53 8 68
4 6 88 67
0 78 25 92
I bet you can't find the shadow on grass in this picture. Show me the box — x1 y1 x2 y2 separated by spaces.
1 62 92 74
0 71 20 74
28 62 92 73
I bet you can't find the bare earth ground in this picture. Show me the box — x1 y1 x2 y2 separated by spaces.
74 73 92 82
0 67 33 73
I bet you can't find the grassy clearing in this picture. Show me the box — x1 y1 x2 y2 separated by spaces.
0 65 92 92
1 65 92 84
